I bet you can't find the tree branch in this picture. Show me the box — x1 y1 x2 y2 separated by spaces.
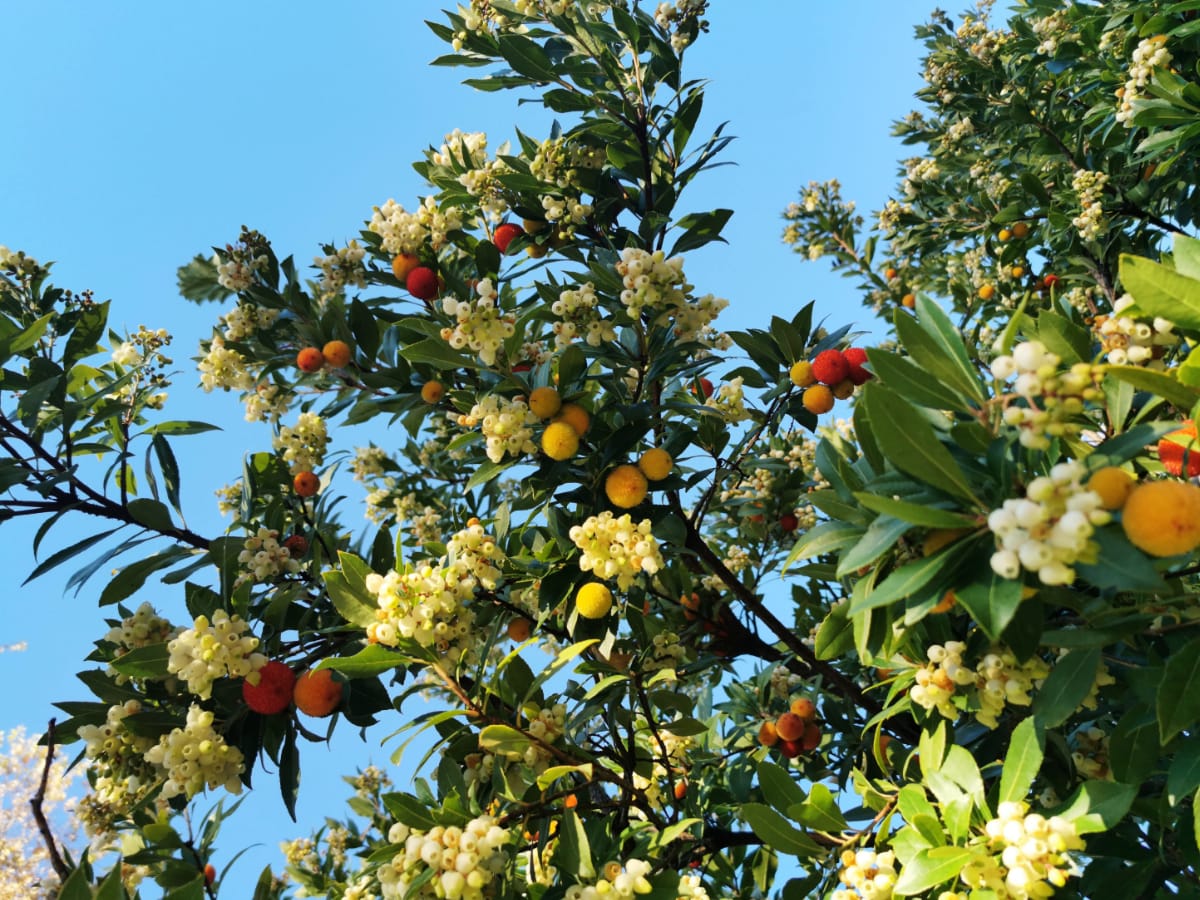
29 719 70 883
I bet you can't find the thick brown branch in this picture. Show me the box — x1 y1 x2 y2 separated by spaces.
30 719 70 882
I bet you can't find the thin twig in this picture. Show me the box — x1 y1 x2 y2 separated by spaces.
30 719 70 882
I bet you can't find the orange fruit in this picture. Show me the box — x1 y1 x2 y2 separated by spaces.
673 780 688 801
775 712 805 743
242 661 296 715
789 697 816 720
884 267 898 280
296 347 324 373
901 293 916 308
493 223 523 254
507 618 533 642
978 284 996 301
564 793 578 809
421 380 445 404
541 421 579 461
1012 222 1030 239
638 448 673 481
605 464 648 508
802 385 834 415
831 378 856 400
757 720 779 747
293 471 320 497
204 864 216 886
283 534 309 557
1159 422 1200 477
801 722 822 751
391 253 420 282
322 339 352 368
553 403 590 436
1087 466 1135 510
529 386 562 419
998 228 1012 242
1122 480 1200 557
293 668 343 717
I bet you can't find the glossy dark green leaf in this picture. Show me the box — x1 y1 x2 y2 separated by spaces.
23 526 121 585
894 847 978 896
126 498 173 531
741 803 822 858
1033 648 1100 728
1000 717 1044 804
955 569 1023 641
1159 635 1200 743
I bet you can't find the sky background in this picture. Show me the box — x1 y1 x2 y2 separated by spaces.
2 1 941 893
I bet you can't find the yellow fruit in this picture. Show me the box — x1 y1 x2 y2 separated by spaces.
1011 265 1025 278
901 293 916 308
526 242 548 259
529 386 562 419
638 448 673 481
554 403 590 436
789 360 815 387
541 421 579 461
1087 466 1135 511
757 720 779 747
1122 480 1200 557
293 669 343 717
576 582 614 619
421 381 445 404
1012 221 1030 239
605 464 648 508
998 228 1012 242
978 284 996 301
802 384 835 415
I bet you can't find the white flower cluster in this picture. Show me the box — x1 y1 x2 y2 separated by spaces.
353 445 389 481
1070 169 1108 240
243 381 291 423
652 0 708 50
566 859 654 900
1117 34 1171 126
76 701 159 838
435 130 512 221
530 136 603 192
910 641 975 721
370 196 465 255
960 801 1084 899
111 325 173 369
616 249 728 345
198 335 256 393
991 340 1101 450
220 303 279 341
974 649 1049 729
0 245 43 276
830 848 898 900
768 664 805 700
704 375 750 422
105 602 176 661
314 240 368 298
273 411 330 475
440 279 516 366
1031 10 1071 56
447 522 506 591
481 701 568 771
1093 294 1177 367
569 512 664 591
364 564 477 663
235 527 303 587
552 281 616 349
215 248 269 293
167 610 266 700
455 394 539 463
379 815 512 900
1070 726 1111 780
988 460 1110 585
144 704 245 800
901 157 940 198
215 481 243 516
644 631 687 672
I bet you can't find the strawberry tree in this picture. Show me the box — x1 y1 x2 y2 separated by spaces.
5 1 1200 898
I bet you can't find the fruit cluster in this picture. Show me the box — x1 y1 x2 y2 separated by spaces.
790 347 872 414
757 696 822 759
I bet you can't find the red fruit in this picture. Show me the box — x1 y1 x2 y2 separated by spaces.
775 712 805 742
698 377 714 398
801 721 822 751
843 347 872 385
1041 274 1060 290
779 513 799 532
283 534 309 557
204 863 217 886
493 223 523 254
406 266 439 301
1160 421 1200 477
296 347 324 373
778 738 804 759
810 349 850 386
242 661 296 715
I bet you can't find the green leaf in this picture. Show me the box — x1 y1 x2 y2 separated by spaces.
382 792 438 831
23 527 122 585
782 521 862 571
99 546 194 606
1119 253 1200 332
741 803 823 858
143 420 221 436
177 253 232 303
318 645 406 678
894 847 978 896
126 498 173 531
1176 234 1200 281
1105 365 1200 411
853 493 977 528
496 33 556 80
1075 525 1166 592
669 208 734 255
555 807 596 879
835 515 911 577
848 552 947 615
1033 648 1100 728
400 337 476 370
1034 311 1092 364
859 382 979 504
535 764 593 790
757 759 807 816
790 783 847 832
865 348 967 411
1057 780 1137 834
954 569 1023 641
65 300 110 363
280 725 299 821
1159 635 1200 743
896 298 984 403
478 724 531 757
1000 717 1044 804
109 643 170 679
324 570 378 628
5 312 55 355
1167 734 1200 805
57 863 94 900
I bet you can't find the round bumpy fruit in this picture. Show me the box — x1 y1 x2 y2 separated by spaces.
1012 221 1030 239
293 471 320 498
322 339 352 368
529 386 562 419
282 534 309 557
757 720 779 747
507 618 533 642
789 697 816 720
638 448 673 481
801 721 822 751
242 661 296 715
843 347 872 385
493 223 523 254
296 347 324 373
1087 466 1135 510
391 253 420 282
978 284 996 301
696 377 714 398
998 228 1012 242
575 582 614 620
554 402 590 436
293 668 343 717
901 293 916 308
420 380 445 404
406 266 439 301
605 464 649 508
541 421 579 461
884 267 898 280
774 712 806 743
831 379 856 401
779 513 799 532
810 349 850 386
789 360 815 388
1159 422 1200 478
778 738 805 759
1122 480 1200 557
802 384 835 415
204 864 217 887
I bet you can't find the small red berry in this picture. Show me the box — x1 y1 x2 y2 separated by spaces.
697 377 714 398
778 738 805 759
283 534 309 557
493 223 523 254
406 266 439 301
810 349 850 386
842 347 872 385
204 863 217 886
1041 274 1060 291
779 513 799 532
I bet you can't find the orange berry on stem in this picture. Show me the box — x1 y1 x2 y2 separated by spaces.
901 293 916 308
293 668 343 717
554 402 591 436
775 712 805 742
605 464 648 508
204 864 217 886
283 534 309 557
391 253 420 282
789 697 816 720
421 380 445 404
296 346 324 373
802 384 835 415
507 618 533 642
758 720 779 747
322 339 352 368
1122 480 1200 557
293 471 319 497
831 378 856 400
674 780 688 801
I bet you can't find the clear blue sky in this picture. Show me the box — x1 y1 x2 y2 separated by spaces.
3 1 936 892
